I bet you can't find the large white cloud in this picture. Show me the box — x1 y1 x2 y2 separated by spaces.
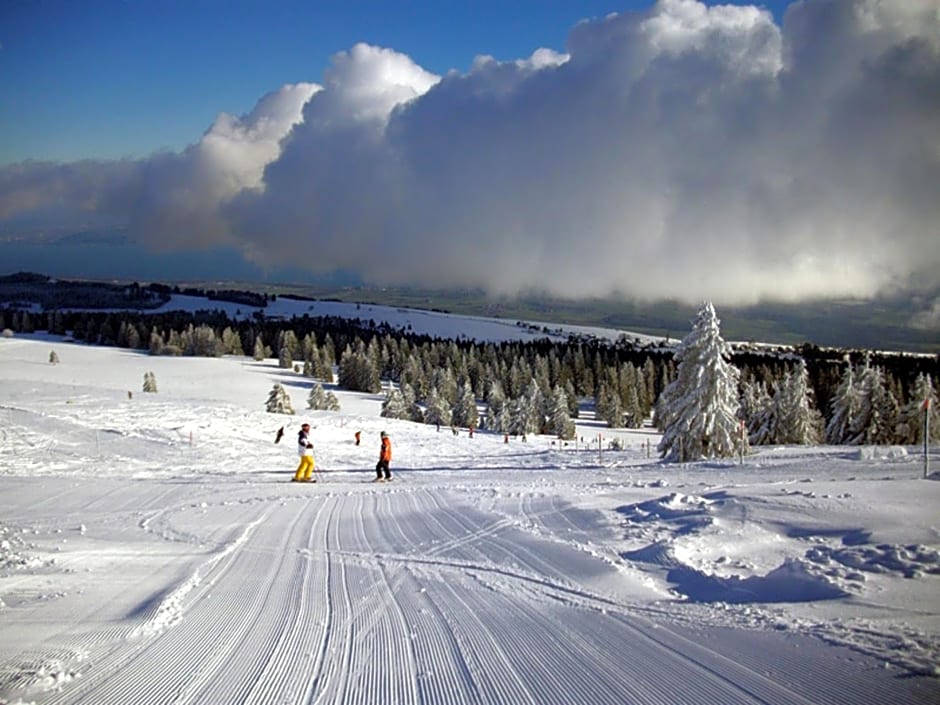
1 0 938 306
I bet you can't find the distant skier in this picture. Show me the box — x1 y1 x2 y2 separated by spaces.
355 430 361 446
274 426 285 444
293 423 316 482
375 431 392 482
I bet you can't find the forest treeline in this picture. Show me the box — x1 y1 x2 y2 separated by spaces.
2 300 938 448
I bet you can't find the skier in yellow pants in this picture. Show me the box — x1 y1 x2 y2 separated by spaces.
293 423 316 482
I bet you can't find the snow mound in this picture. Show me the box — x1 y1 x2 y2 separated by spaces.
856 446 908 461
667 558 849 604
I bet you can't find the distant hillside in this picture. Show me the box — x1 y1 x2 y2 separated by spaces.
175 280 940 355
1 272 937 354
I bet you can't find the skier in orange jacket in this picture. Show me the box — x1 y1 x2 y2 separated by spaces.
375 431 392 481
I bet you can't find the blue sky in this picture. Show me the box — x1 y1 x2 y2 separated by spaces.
1 0 793 165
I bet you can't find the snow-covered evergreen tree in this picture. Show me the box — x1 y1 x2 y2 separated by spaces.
431 367 459 407
301 334 318 364
773 361 824 445
856 358 899 445
400 382 423 423
307 383 327 410
549 385 576 440
338 343 381 393
740 378 773 445
323 390 340 411
381 388 410 420
510 380 544 435
898 373 939 444
597 382 624 429
253 335 267 362
278 345 293 370
142 371 158 393
191 324 222 357
221 327 243 356
452 381 479 429
825 361 861 444
149 330 164 355
277 330 300 361
495 403 513 434
657 302 744 462
423 387 452 427
485 379 507 426
49 350 59 364
266 383 294 415
305 382 341 411
315 348 335 383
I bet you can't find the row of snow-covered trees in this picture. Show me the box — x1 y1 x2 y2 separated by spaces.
3 304 937 456
265 381 340 415
378 376 578 439
655 302 940 462
738 355 939 448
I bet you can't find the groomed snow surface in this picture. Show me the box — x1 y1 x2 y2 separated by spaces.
1 335 938 705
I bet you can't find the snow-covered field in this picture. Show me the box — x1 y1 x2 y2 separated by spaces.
1 334 939 705
151 293 664 345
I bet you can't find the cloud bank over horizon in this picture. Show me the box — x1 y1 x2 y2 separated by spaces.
1 0 938 307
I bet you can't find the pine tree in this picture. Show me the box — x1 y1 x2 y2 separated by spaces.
774 361 824 445
495 403 512 434
898 374 939 444
126 325 141 350
143 371 158 393
277 330 300 360
338 342 381 393
316 349 335 383
49 350 59 364
431 367 459 406
550 385 576 439
598 382 624 428
253 335 267 362
266 383 294 414
323 391 340 411
307 383 327 410
221 327 243 355
855 359 899 445
825 361 861 444
452 381 479 429
509 380 543 435
657 302 744 462
400 382 423 423
381 388 410 419
301 333 318 363
278 345 293 370
622 375 643 428
149 330 165 355
740 377 772 445
190 324 221 357
423 387 452 427
485 379 507 424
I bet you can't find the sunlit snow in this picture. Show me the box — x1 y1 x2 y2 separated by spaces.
1 319 938 704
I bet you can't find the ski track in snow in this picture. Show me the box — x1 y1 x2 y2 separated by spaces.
2 482 937 704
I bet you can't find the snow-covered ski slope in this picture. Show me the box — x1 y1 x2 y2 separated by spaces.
1 335 939 705
154 293 665 345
